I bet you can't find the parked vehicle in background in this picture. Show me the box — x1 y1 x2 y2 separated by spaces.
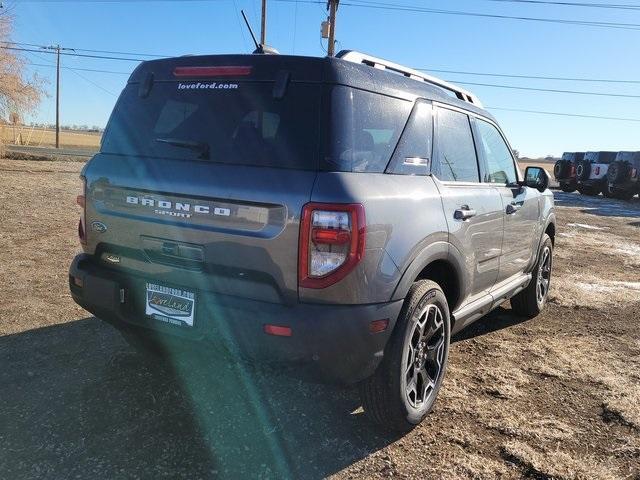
553 152 584 192
576 151 618 196
606 151 640 200
68 50 555 432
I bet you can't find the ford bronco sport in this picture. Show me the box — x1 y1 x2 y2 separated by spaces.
554 152 584 193
69 51 556 432
576 151 617 196
606 151 640 201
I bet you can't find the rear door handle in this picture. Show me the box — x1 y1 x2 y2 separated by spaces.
506 203 521 215
454 205 477 220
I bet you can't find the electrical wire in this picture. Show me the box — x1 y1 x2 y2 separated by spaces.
418 67 640 85
487 106 640 122
447 79 640 99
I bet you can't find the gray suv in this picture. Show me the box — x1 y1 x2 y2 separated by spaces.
69 51 556 432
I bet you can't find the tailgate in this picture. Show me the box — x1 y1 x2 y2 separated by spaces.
84 154 315 304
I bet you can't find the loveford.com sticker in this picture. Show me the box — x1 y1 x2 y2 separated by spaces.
145 283 195 327
177 82 239 90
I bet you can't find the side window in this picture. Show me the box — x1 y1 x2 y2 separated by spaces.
387 99 433 175
476 119 517 185
434 107 479 182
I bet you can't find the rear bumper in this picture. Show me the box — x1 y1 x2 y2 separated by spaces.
69 254 402 384
556 177 576 183
609 179 639 192
578 178 605 186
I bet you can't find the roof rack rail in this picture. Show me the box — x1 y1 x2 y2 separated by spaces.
336 50 483 107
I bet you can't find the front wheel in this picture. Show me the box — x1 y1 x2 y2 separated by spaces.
360 280 451 432
511 234 553 318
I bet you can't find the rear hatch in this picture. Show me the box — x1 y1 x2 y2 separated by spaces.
83 55 324 305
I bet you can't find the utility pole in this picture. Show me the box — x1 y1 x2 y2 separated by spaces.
55 45 60 149
260 0 267 46
42 44 73 149
327 0 339 57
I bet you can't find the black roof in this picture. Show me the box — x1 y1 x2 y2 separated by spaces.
128 53 494 122
585 151 618 162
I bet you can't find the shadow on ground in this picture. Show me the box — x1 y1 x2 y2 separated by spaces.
553 190 640 218
0 318 401 479
451 306 529 343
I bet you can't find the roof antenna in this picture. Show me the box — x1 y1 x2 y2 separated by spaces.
240 9 279 55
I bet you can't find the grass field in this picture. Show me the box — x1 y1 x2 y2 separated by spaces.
0 125 101 150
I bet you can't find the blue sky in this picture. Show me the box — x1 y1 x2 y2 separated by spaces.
10 0 640 157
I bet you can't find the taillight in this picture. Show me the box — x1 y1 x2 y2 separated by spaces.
632 168 638 178
77 176 86 245
299 203 366 289
571 165 576 175
173 66 252 78
595 166 600 175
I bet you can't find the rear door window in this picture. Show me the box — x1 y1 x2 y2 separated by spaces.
433 107 480 182
324 86 412 173
101 82 321 170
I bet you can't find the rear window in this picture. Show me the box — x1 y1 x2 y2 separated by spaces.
101 81 321 169
324 86 412 173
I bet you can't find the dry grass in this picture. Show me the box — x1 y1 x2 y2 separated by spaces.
0 125 101 150
502 441 620 479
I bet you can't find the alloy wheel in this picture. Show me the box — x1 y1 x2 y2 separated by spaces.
403 303 446 409
536 246 552 305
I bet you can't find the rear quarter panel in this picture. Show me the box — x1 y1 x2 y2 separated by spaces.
301 173 448 304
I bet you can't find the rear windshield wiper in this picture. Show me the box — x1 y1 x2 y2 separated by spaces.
155 138 209 159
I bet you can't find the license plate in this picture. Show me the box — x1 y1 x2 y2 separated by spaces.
145 283 195 328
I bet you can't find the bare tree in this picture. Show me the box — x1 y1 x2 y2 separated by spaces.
0 14 43 124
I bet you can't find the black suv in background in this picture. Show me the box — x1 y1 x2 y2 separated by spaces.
607 151 640 200
553 152 584 192
576 151 617 196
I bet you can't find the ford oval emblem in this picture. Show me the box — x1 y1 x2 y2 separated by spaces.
91 221 107 233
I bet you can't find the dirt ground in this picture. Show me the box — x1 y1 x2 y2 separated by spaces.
0 158 638 480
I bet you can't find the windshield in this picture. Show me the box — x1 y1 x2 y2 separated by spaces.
101 81 321 170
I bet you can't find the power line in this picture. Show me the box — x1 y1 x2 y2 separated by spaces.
475 0 640 11
447 79 640 99
418 67 640 85
65 66 118 95
487 106 640 122
27 62 130 75
296 0 640 31
0 45 146 61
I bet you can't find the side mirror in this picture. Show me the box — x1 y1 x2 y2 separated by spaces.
523 166 549 192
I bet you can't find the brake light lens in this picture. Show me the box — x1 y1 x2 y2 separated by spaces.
77 177 86 245
571 165 576 175
173 66 252 78
595 166 601 175
632 168 638 178
299 203 366 289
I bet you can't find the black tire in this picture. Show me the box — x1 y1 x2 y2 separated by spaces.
602 181 615 198
560 182 576 193
511 234 553 318
553 161 563 180
578 184 600 196
607 161 627 184
360 280 451 432
614 189 635 201
576 161 591 181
